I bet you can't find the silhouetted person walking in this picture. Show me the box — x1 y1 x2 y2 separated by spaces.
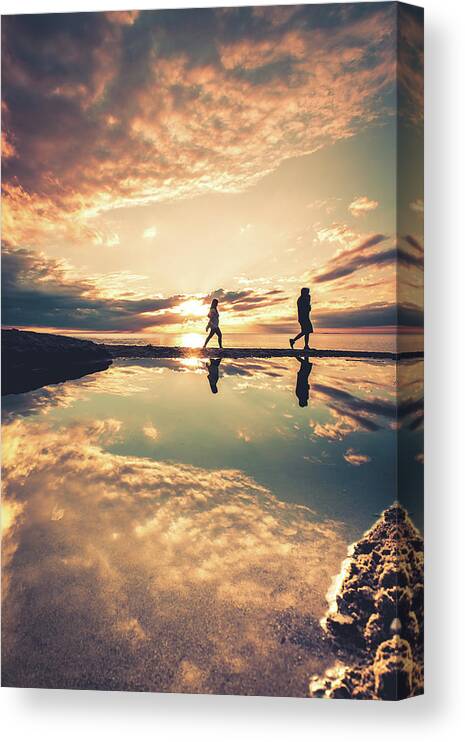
206 358 222 394
290 287 313 350
295 357 313 407
204 298 223 348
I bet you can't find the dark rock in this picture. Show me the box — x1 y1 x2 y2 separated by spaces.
328 682 352 699
325 614 363 648
2 329 112 395
310 504 424 700
374 635 413 700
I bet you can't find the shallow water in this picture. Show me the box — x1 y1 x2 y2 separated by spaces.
1 357 423 695
74 331 424 354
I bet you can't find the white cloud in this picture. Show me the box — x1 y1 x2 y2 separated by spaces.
143 423 159 441
348 196 379 217
409 198 424 213
142 226 158 240
316 223 357 246
106 233 120 246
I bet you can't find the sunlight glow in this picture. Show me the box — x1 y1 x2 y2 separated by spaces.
180 357 203 369
178 299 207 317
181 333 204 349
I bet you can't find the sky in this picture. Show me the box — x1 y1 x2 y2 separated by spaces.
1 3 424 337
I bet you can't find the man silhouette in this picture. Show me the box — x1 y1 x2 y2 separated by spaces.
290 287 313 350
295 357 313 407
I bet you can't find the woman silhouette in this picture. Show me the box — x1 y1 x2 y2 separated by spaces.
206 358 222 394
290 287 313 350
204 298 223 348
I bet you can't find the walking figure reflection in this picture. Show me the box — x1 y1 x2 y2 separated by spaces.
207 358 222 394
295 356 313 407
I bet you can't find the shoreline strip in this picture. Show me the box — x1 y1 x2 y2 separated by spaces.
103 345 423 361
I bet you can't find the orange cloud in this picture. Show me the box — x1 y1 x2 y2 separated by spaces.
348 196 379 217
343 449 371 466
1 5 397 247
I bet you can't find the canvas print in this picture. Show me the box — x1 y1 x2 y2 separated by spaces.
1 3 424 700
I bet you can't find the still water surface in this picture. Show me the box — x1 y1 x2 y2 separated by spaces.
2 357 423 695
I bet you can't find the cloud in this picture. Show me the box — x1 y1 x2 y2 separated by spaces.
398 4 424 127
1 4 397 247
305 359 421 442
1 245 290 332
210 287 287 315
343 448 371 466
312 233 387 282
143 423 159 441
2 415 347 693
142 226 158 240
409 198 424 214
312 233 424 285
311 370 423 442
316 223 357 247
314 302 424 330
1 245 183 331
348 196 379 217
306 198 341 215
403 234 423 255
313 382 396 424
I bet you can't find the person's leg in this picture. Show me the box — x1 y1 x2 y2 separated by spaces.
304 333 310 349
204 329 214 348
216 329 223 348
290 330 304 349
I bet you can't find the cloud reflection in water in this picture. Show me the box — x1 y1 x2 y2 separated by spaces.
1 356 423 694
2 414 347 694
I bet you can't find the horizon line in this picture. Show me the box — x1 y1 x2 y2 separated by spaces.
2 325 424 337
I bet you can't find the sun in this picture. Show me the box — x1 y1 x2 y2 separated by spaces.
178 298 207 317
181 333 204 349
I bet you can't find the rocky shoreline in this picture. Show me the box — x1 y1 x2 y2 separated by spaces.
1 329 423 395
1 329 424 397
309 504 424 700
2 329 112 395
103 344 422 361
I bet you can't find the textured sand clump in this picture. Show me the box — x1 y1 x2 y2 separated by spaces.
309 504 424 700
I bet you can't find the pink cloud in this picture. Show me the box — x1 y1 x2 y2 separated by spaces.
2 5 397 247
